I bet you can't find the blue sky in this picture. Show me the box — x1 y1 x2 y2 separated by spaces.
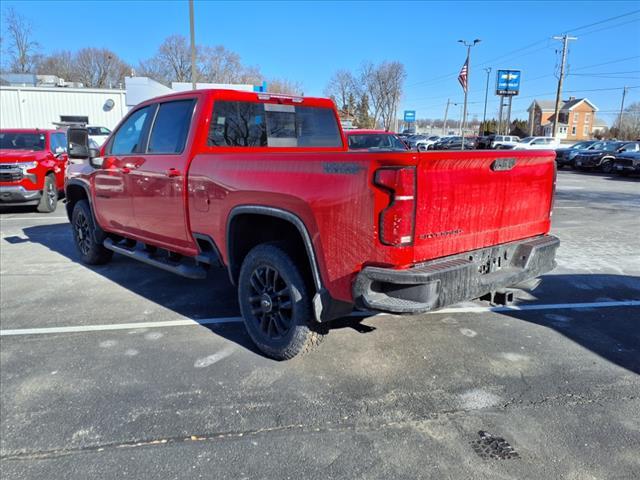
2 0 639 125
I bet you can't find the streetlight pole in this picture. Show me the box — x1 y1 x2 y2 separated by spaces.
189 0 197 90
482 67 491 136
458 39 481 150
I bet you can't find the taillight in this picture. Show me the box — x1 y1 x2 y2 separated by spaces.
550 161 557 217
374 167 416 246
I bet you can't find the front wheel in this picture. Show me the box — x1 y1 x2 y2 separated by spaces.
71 200 113 265
36 174 58 213
238 243 324 360
601 159 614 174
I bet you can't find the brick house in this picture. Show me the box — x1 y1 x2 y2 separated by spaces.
528 97 598 141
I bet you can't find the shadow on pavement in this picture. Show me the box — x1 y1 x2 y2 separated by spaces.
504 273 640 374
10 222 640 369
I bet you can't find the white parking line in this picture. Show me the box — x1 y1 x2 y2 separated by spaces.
0 217 67 221
1 300 638 337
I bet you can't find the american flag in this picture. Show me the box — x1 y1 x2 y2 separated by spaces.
458 57 469 92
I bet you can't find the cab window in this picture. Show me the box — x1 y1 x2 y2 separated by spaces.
148 100 195 154
50 133 67 153
110 106 153 155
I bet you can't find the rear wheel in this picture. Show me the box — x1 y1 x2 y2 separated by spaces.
238 243 324 360
71 200 113 265
36 174 58 213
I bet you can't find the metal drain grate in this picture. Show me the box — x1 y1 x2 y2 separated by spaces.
471 431 520 460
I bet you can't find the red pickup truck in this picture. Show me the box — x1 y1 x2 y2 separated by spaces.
1 129 68 212
65 89 559 359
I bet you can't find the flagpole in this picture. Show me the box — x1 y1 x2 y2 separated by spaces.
458 39 481 150
461 46 470 148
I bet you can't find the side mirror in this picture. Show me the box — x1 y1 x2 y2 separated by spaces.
67 127 90 159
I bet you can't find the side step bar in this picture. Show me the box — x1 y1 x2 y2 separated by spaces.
103 238 207 280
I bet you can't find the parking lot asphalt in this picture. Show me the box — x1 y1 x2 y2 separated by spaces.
1 170 639 480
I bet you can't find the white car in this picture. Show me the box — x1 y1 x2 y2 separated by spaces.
511 136 560 150
87 126 111 147
415 135 441 150
491 135 520 149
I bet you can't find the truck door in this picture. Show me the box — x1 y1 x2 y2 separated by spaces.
128 99 196 252
93 105 154 236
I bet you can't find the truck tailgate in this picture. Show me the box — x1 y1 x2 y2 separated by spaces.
412 150 555 264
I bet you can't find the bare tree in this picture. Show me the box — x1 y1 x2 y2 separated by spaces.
199 45 262 84
324 70 357 114
74 48 129 88
36 50 75 80
267 78 303 95
138 35 192 84
375 61 406 131
613 102 640 140
1 7 40 73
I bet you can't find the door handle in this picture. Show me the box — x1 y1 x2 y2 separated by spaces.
121 167 131 174
166 168 181 178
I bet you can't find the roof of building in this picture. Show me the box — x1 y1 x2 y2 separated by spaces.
529 97 598 113
529 99 557 111
560 98 598 112
593 117 608 127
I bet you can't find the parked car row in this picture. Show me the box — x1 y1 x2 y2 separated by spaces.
555 140 640 174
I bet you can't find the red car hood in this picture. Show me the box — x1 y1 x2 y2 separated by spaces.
0 149 47 163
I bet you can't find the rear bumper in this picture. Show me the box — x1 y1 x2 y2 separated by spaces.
353 235 560 314
0 185 41 205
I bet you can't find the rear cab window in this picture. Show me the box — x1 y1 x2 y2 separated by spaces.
208 100 343 149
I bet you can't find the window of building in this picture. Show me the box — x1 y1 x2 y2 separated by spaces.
583 125 589 136
585 113 591 123
571 126 577 135
573 112 579 124
148 100 195 154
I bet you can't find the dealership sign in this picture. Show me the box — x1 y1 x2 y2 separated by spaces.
496 70 521 96
404 110 416 122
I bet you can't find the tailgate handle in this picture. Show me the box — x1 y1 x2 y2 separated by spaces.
166 168 181 178
491 158 516 171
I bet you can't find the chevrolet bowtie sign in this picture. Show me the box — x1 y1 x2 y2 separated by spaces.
496 70 521 96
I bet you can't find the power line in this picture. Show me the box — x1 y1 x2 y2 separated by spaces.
564 9 640 33
577 17 640 37
405 10 640 89
571 55 640 72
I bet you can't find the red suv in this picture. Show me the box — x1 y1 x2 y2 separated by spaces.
0 129 68 212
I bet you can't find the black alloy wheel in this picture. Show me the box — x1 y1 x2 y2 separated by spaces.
238 243 324 360
74 208 92 257
248 264 294 339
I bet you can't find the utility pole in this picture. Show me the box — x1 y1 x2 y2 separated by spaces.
551 34 577 138
457 39 481 150
618 86 628 138
482 67 491 135
189 0 197 90
442 99 450 136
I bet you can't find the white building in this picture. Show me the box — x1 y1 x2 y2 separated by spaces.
1 76 267 131
0 85 127 130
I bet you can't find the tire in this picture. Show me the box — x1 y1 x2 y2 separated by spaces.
238 243 324 360
37 174 58 213
71 200 113 265
600 159 614 174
